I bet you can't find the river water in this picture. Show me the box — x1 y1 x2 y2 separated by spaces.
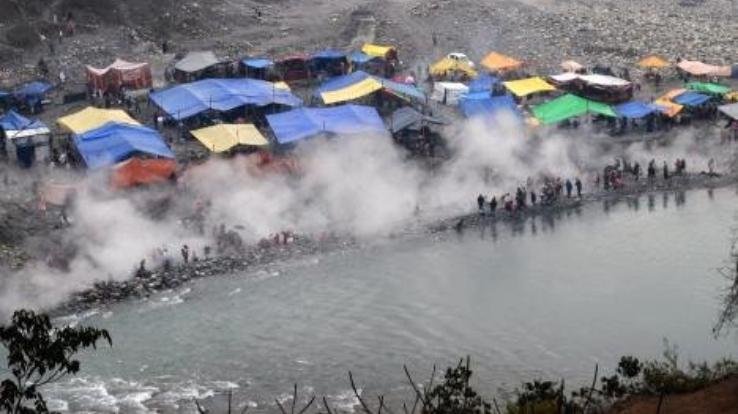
46 186 738 413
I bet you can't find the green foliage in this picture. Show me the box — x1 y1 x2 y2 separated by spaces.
421 357 492 414
505 380 562 414
0 309 112 414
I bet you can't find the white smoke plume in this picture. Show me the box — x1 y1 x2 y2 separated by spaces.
0 113 730 315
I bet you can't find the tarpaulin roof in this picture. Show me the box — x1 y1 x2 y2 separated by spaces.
57 106 140 134
614 101 659 119
190 123 269 152
0 110 49 139
74 122 174 169
561 60 584 72
242 58 273 69
673 91 711 106
429 57 477 78
312 49 346 59
468 74 500 92
550 73 630 87
386 107 445 133
532 94 615 124
503 77 555 97
317 71 425 104
112 157 177 188
13 81 53 106
266 104 386 144
86 59 149 75
480 52 522 72
660 88 687 101
460 94 520 119
653 99 683 118
638 55 669 69
361 43 396 58
686 82 731 95
718 103 738 120
175 51 220 73
348 51 373 64
677 59 721 76
150 78 303 120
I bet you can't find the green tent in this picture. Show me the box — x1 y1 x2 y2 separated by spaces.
532 94 616 125
686 82 731 95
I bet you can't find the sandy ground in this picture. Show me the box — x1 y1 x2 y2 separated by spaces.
611 376 738 414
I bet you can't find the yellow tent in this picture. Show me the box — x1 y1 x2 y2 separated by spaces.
481 52 522 72
57 107 140 134
503 77 555 97
660 89 687 101
654 99 682 118
638 55 669 69
429 57 477 78
320 77 383 104
362 43 396 58
273 81 291 91
190 124 269 152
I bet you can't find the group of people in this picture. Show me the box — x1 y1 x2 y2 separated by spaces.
597 157 693 191
476 176 584 215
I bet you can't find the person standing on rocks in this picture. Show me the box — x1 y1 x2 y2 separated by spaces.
565 179 573 198
530 190 537 206
647 159 656 183
575 178 582 198
633 162 641 181
663 161 669 180
489 196 497 215
181 245 190 264
477 194 486 214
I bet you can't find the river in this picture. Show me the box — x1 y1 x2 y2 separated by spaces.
45 186 738 413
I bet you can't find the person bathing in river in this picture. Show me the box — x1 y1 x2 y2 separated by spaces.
565 179 573 198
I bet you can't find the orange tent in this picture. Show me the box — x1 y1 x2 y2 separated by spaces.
111 157 177 188
637 55 669 69
481 52 522 72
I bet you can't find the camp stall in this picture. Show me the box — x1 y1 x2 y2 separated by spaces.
241 58 274 80
0 110 51 167
429 57 477 81
315 71 426 106
275 53 311 82
502 77 555 98
86 59 153 94
431 82 469 106
549 73 632 103
459 94 521 119
266 104 386 144
686 82 731 96
57 106 140 135
174 51 221 83
111 157 177 188
310 49 349 78
190 124 269 153
532 94 616 125
73 122 174 169
480 52 522 74
13 81 53 113
149 78 303 121
361 44 399 77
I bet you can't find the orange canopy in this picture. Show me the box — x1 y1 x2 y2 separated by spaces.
111 157 177 188
481 52 522 72
637 55 669 69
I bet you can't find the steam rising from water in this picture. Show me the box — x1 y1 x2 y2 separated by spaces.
0 114 728 315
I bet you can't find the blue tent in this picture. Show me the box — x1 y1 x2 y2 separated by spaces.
468 74 500 93
312 49 347 60
74 122 174 169
348 51 373 64
377 78 426 102
674 92 711 107
266 104 386 144
615 101 659 119
0 110 48 132
13 81 52 107
241 58 273 69
150 78 303 121
459 94 519 119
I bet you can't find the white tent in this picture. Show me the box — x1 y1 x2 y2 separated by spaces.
431 82 469 106
175 51 220 73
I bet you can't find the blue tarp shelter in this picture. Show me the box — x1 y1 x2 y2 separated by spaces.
241 58 273 69
0 110 45 131
150 78 303 121
468 74 500 92
615 101 659 119
13 81 52 107
673 91 711 106
312 49 347 60
459 94 519 118
266 104 386 144
348 52 373 64
378 78 426 102
74 122 174 169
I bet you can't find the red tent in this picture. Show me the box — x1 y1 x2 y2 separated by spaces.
86 59 153 93
111 157 176 189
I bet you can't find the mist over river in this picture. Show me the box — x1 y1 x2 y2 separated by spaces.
45 186 738 413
